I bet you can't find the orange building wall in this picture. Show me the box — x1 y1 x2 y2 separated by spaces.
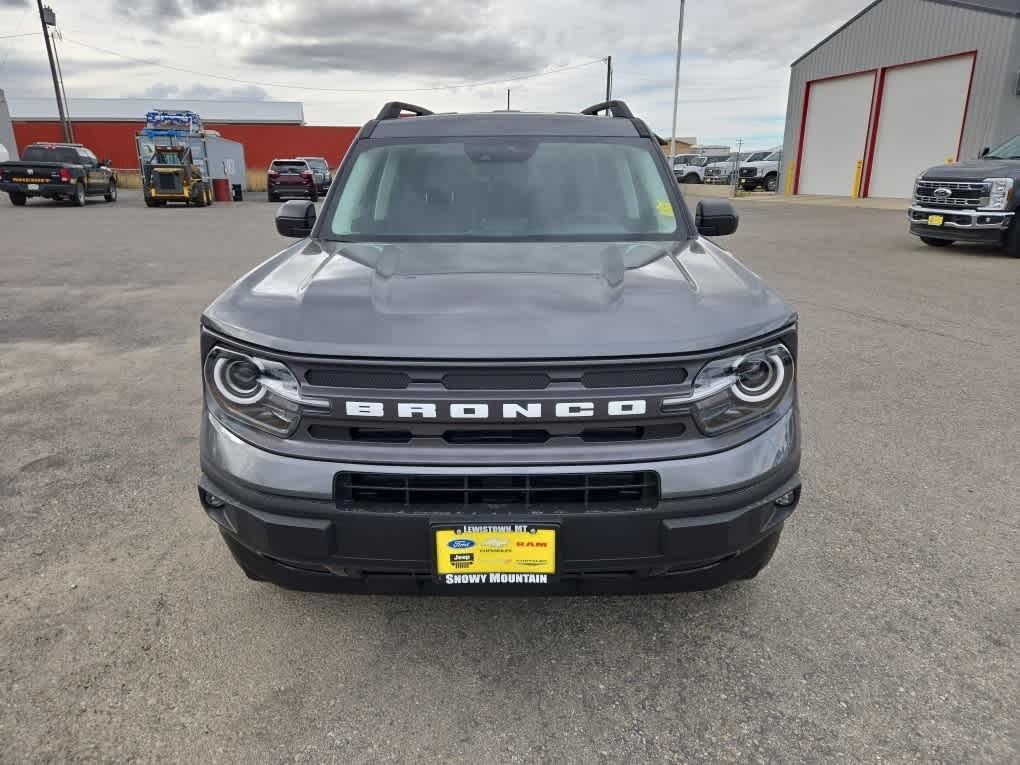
12 120 360 171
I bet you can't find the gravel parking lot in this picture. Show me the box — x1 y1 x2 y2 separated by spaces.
1 191 1017 763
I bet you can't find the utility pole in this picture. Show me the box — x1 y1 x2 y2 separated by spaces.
51 28 73 142
604 55 612 113
507 89 510 111
36 0 71 142
669 0 686 158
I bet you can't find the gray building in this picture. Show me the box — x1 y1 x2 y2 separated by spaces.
780 0 1020 199
0 89 17 161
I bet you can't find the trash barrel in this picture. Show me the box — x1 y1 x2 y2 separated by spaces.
212 178 231 203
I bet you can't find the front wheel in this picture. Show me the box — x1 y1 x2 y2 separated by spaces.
9 192 27 206
309 191 319 203
764 174 778 192
71 182 86 207
1005 220 1020 258
681 173 701 184
920 236 954 248
104 180 117 203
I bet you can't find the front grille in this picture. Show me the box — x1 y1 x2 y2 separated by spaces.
739 167 757 178
336 470 660 511
307 423 686 444
156 173 181 192
914 180 987 209
305 363 689 391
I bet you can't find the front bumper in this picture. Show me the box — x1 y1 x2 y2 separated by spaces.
199 408 801 592
908 206 1013 243
1 181 77 197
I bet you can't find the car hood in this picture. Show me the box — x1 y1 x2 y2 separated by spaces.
921 159 1020 180
203 238 795 359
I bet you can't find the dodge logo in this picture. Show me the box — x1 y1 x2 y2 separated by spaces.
933 187 952 198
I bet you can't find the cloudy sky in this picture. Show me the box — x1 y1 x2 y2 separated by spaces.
0 0 871 148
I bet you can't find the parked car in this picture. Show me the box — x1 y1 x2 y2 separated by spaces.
0 142 117 206
908 134 1020 256
673 155 713 184
267 159 318 202
739 148 783 192
199 99 801 594
298 156 332 193
705 151 769 185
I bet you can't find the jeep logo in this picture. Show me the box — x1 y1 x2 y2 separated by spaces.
342 400 648 419
933 187 952 198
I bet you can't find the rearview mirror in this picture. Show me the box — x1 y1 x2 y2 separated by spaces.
695 199 739 237
979 146 990 157
275 200 317 238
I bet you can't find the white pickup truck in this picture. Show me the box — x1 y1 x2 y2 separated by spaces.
672 154 712 184
738 148 783 192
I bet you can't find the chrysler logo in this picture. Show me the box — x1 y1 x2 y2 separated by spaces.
933 187 952 198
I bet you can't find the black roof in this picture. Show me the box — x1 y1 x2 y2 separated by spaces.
369 112 642 139
793 0 1019 66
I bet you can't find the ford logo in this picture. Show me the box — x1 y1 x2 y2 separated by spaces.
934 187 952 198
447 539 475 549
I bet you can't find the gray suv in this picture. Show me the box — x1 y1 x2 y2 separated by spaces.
199 100 801 593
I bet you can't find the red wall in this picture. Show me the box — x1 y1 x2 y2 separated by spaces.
12 121 360 171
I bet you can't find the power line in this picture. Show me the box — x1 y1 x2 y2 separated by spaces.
0 31 39 40
60 37 606 94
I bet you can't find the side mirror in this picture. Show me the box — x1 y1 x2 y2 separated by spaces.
102 159 112 167
275 199 317 238
695 199 739 237
979 146 990 157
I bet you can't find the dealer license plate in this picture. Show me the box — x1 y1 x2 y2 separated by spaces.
434 524 556 584
927 214 944 226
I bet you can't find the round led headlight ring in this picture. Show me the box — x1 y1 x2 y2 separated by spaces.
732 353 786 403
213 356 266 405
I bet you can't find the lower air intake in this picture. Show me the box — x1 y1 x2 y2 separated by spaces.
336 471 660 512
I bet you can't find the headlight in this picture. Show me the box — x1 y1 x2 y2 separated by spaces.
204 347 327 436
981 178 1014 210
664 343 795 435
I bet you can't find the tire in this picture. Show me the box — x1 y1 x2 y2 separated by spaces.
9 192 27 206
920 236 954 247
104 180 117 203
310 191 319 203
1005 220 1020 258
71 182 85 207
268 192 279 202
681 173 701 184
764 173 778 192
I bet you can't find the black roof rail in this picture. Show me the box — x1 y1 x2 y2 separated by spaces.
580 100 634 118
376 102 435 120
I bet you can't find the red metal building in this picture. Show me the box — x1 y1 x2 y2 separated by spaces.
8 97 359 172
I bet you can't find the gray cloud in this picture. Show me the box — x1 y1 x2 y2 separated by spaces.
240 0 544 80
0 0 30 7
111 0 245 21
140 82 269 100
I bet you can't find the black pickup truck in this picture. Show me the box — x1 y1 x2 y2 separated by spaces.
0 142 117 207
909 134 1019 257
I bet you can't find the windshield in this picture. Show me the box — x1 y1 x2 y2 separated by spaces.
326 138 681 241
692 156 711 166
745 151 769 163
764 150 782 161
22 146 81 164
153 150 184 164
985 135 1020 160
302 158 328 170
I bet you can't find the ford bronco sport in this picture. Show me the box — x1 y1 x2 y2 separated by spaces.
199 100 801 593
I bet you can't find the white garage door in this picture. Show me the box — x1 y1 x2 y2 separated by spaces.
867 54 974 199
798 72 875 196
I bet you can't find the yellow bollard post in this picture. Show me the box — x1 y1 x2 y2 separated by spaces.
852 159 864 198
784 161 795 195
